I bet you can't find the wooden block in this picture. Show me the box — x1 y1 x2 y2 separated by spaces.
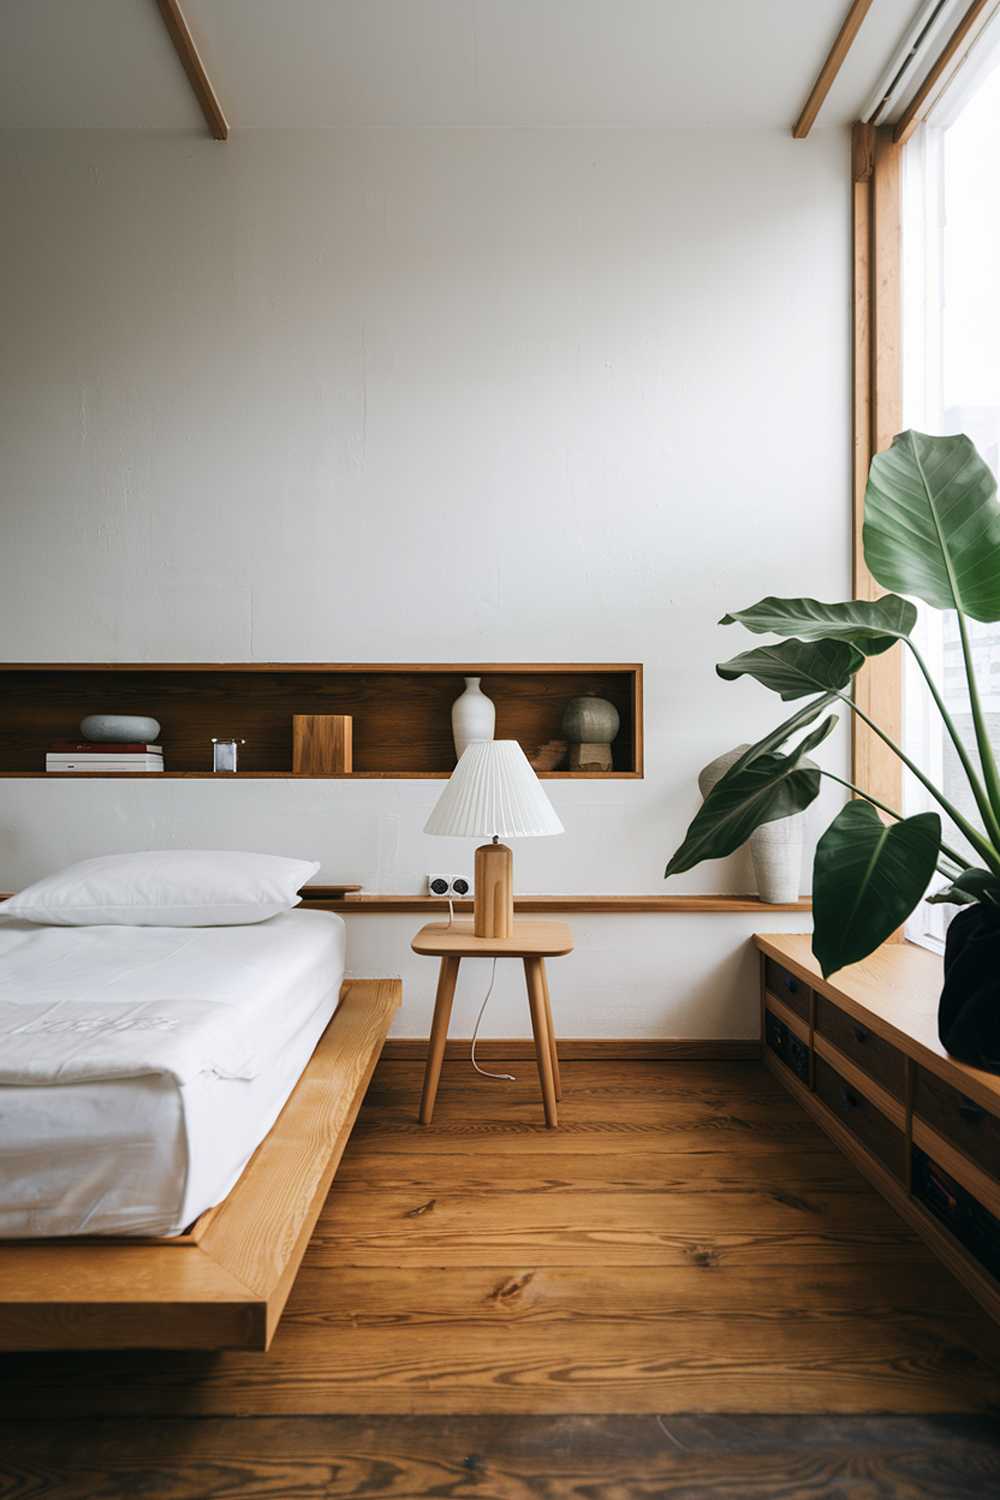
532 739 568 771
567 742 612 772
292 715 352 774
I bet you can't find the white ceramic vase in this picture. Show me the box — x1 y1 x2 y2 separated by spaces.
750 815 804 904
451 677 495 762
698 744 803 904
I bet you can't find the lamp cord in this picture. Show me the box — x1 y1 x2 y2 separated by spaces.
470 958 515 1081
447 897 514 1082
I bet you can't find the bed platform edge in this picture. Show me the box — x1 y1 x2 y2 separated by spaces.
0 976 401 1353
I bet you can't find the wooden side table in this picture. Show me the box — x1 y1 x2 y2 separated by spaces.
411 918 574 1129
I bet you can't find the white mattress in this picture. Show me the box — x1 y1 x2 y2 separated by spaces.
0 910 346 1237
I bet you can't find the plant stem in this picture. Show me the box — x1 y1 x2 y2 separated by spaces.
820 770 969 868
955 609 1000 830
821 696 1000 876
836 692 1000 869
905 637 1000 848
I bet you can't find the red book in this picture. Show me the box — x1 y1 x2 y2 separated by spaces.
49 740 163 754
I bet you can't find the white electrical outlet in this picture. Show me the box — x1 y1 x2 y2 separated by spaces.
427 874 472 898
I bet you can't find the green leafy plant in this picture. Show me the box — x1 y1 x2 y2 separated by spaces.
665 430 1000 976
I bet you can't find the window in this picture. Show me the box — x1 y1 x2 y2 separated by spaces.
902 32 1000 949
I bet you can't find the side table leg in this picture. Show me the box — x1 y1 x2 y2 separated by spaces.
540 960 562 1102
419 955 460 1125
524 956 558 1128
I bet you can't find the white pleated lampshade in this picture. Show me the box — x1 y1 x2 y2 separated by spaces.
424 741 564 839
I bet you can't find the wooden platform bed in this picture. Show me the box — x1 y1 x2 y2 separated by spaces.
0 977 400 1353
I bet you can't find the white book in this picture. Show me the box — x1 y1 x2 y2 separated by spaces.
46 756 165 772
45 752 164 762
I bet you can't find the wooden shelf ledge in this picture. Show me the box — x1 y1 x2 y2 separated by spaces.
300 894 812 914
0 770 641 781
0 887 810 914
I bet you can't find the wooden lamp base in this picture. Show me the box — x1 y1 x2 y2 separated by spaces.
474 841 514 938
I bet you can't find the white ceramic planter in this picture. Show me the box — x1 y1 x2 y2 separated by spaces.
451 677 495 761
698 744 803 904
751 816 804 904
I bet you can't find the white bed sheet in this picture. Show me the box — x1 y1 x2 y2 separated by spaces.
0 910 346 1237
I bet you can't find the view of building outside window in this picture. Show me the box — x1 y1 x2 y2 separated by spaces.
902 41 1000 946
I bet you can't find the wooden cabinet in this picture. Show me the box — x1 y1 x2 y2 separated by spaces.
913 1067 1000 1178
813 1055 906 1181
815 994 906 1100
756 932 1000 1327
912 1147 1000 1284
763 957 811 1023
764 1007 810 1084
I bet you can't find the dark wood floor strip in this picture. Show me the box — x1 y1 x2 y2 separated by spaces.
1 1415 998 1499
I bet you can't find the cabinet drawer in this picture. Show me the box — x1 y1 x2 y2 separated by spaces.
764 1008 810 1085
913 1146 1000 1284
763 958 811 1022
913 1068 1000 1179
814 1056 905 1180
815 995 905 1100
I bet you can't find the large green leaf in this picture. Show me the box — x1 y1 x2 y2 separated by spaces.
927 868 1000 907
812 803 941 977
865 430 1000 622
714 694 839 782
665 714 836 877
720 595 916 657
717 639 865 701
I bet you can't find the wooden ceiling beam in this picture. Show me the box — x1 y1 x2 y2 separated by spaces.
793 0 877 138
893 0 996 145
154 0 228 140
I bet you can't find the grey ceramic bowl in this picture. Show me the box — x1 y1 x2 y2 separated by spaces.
80 714 161 743
561 695 620 745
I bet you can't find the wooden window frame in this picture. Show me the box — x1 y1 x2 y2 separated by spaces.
852 122 903 815
850 6 1000 808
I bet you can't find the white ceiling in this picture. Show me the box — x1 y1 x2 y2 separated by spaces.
0 0 929 131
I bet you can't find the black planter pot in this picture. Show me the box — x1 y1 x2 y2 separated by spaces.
939 903 1000 1073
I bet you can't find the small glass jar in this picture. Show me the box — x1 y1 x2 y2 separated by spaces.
211 737 245 773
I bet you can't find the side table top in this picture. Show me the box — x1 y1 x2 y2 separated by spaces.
412 918 574 958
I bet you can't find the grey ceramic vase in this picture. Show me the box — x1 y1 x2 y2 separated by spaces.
698 745 803 904
561 695 620 745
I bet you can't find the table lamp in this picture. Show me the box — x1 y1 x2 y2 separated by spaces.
424 740 564 938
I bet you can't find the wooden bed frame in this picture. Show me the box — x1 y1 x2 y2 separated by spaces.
0 977 401 1353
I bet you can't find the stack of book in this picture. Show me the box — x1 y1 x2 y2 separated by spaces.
45 741 165 773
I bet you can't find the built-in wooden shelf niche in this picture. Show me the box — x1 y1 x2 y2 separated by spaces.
0 664 643 779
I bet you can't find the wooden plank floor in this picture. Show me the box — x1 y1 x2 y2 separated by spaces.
2 1058 999 1496
2 1414 1000 1497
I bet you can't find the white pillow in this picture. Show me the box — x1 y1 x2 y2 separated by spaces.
0 850 321 927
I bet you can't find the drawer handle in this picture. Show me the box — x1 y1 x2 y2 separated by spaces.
840 1084 861 1109
853 1025 869 1045
958 1098 986 1124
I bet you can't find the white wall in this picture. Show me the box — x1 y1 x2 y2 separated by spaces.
0 127 850 1036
